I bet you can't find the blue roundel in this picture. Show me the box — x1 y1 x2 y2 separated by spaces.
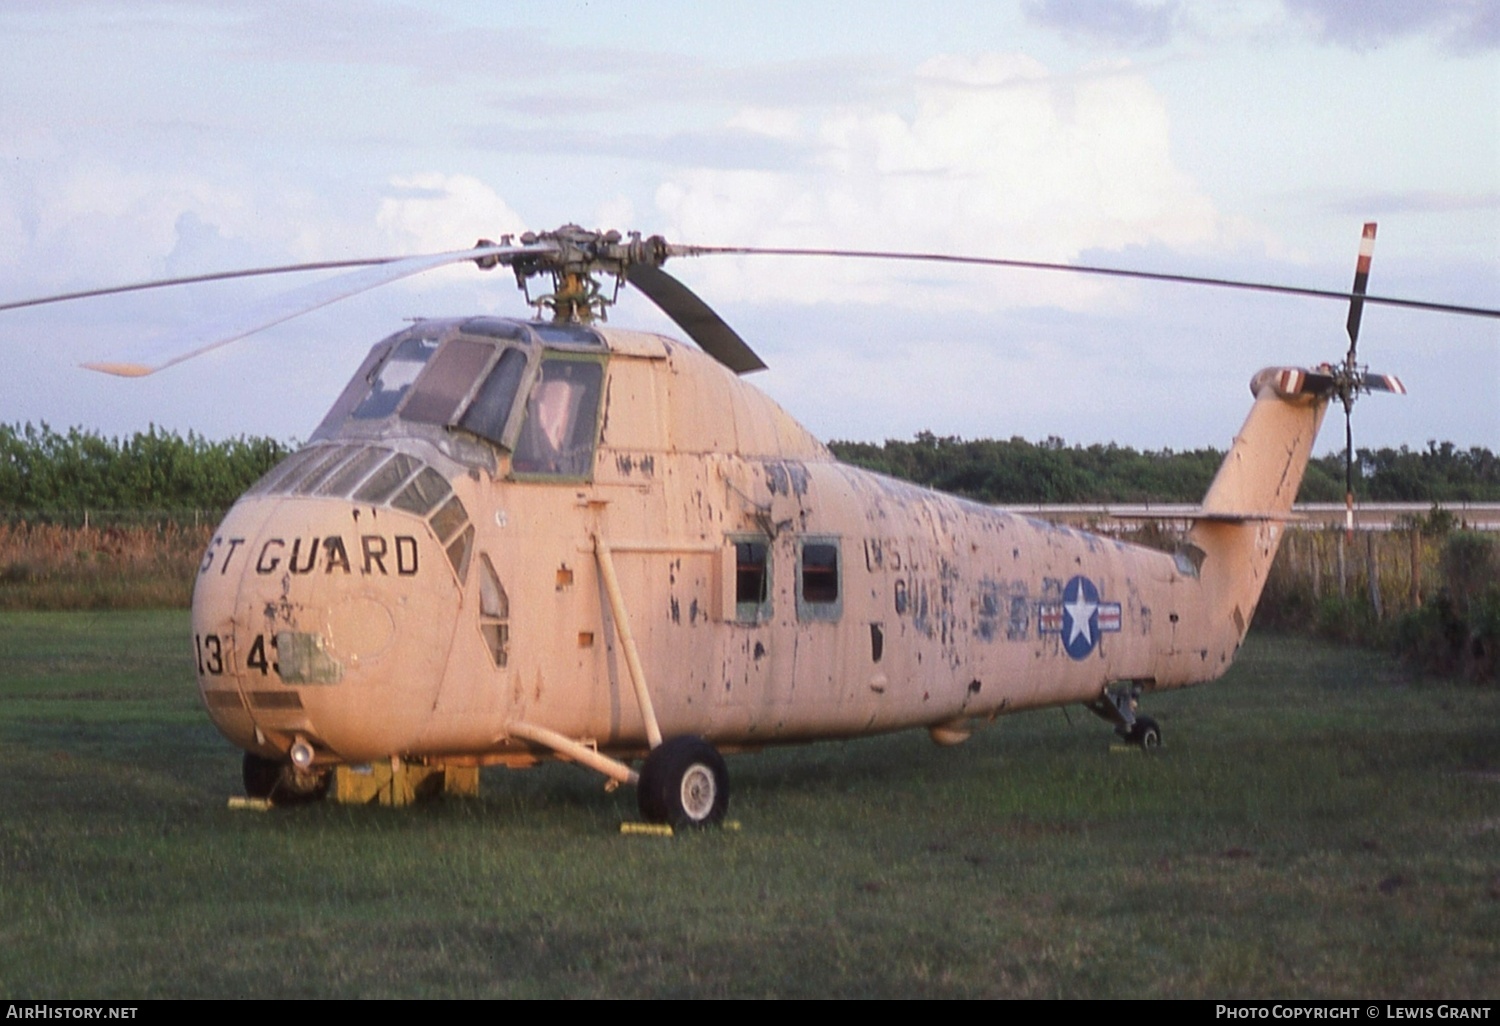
1061 575 1101 660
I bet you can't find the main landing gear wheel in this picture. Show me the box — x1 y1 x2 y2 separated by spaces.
1126 716 1162 750
637 735 729 828
242 751 331 805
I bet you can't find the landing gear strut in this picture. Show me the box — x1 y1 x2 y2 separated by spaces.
1087 682 1163 750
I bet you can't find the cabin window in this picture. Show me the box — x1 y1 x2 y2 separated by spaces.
733 539 771 623
1174 545 1205 578
350 335 440 420
511 357 605 479
400 339 492 425
478 554 510 668
797 538 842 622
459 346 529 446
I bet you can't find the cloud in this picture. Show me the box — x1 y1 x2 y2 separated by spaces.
375 173 526 254
0 160 275 294
1331 190 1500 216
1022 0 1500 54
1283 0 1500 53
465 123 817 173
152 2 902 120
653 53 1235 312
1022 0 1182 49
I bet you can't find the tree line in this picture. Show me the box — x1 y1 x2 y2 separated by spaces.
0 423 291 517
828 432 1500 504
1 423 1495 515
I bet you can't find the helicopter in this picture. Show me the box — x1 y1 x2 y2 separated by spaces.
3 223 1491 826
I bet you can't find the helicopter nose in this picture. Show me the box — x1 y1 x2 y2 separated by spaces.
192 489 463 763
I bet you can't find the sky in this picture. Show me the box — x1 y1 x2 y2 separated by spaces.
0 0 1495 456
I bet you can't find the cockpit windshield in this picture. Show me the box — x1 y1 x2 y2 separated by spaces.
314 319 607 481
400 339 493 425
458 347 528 443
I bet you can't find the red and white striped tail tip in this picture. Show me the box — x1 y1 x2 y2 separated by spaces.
1253 366 1336 399
1355 222 1377 272
1250 366 1406 399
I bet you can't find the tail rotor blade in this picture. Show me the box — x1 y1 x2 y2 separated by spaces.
1359 371 1407 395
1345 222 1377 361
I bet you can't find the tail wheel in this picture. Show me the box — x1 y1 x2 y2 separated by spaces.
1127 716 1163 750
242 751 330 805
637 736 729 828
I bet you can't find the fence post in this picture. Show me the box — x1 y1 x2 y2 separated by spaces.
1366 531 1383 621
1409 530 1421 608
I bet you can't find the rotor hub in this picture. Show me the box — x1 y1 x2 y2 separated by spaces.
492 224 673 323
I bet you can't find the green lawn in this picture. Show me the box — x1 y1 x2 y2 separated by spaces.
1 611 1496 998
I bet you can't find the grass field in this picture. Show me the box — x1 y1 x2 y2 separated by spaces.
0 610 1496 998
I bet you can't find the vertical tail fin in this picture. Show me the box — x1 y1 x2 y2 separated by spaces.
1187 367 1332 644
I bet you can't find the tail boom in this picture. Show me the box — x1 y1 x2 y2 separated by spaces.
1184 367 1332 658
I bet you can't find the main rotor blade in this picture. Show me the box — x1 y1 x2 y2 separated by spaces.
625 263 768 374
678 244 1500 321
0 258 407 314
80 243 547 377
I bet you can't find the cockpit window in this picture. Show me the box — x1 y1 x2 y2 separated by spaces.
461 317 528 340
315 446 391 497
530 323 604 348
458 347 529 446
511 358 604 478
351 335 439 420
401 339 492 425
390 466 452 517
353 452 421 504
